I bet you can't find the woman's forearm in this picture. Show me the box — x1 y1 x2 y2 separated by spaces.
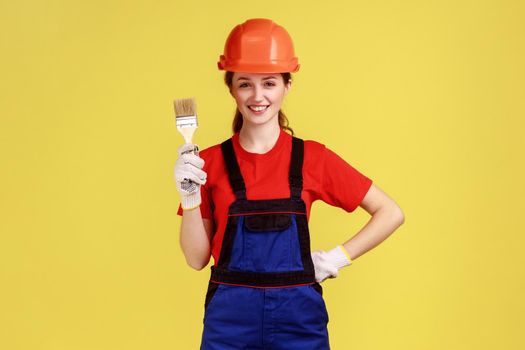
179 207 211 270
342 204 405 261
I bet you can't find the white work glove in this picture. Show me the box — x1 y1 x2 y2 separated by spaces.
311 245 352 283
174 143 207 210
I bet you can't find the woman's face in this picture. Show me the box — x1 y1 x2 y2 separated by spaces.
230 72 291 127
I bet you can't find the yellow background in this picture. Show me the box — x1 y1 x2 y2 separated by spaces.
1 0 524 349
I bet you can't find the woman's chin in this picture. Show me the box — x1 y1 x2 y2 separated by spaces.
245 118 273 128
243 112 278 125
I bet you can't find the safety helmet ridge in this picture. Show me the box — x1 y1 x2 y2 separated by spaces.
217 18 300 73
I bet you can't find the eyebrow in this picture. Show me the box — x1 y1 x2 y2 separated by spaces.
236 76 278 81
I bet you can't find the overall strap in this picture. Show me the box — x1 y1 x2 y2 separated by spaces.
221 138 247 200
220 135 304 201
289 137 304 200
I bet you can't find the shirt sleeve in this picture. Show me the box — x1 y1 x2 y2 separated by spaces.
176 182 213 219
317 146 373 212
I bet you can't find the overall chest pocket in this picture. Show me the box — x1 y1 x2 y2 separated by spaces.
229 213 303 272
244 214 291 232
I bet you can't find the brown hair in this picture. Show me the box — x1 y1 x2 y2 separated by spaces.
224 71 294 136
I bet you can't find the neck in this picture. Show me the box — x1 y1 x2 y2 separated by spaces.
238 121 281 154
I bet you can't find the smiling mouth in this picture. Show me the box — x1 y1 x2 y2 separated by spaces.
248 105 270 112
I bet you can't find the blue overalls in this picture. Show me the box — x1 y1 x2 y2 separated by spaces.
200 136 331 350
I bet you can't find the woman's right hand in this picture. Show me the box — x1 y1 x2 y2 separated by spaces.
174 143 207 210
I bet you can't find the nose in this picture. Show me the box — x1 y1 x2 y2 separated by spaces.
252 84 264 102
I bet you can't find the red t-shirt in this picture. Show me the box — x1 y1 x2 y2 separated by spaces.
177 128 373 265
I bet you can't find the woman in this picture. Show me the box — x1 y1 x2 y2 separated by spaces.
175 18 404 350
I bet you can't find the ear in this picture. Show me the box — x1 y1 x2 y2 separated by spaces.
284 80 292 96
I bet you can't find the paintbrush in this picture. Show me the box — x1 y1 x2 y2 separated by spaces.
173 97 198 145
173 97 199 192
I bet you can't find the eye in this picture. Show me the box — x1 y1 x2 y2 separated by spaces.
239 83 249 88
265 81 276 87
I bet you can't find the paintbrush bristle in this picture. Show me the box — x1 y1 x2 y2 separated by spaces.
174 97 197 118
173 97 198 143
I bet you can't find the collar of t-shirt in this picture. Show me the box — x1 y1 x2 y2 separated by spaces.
232 128 291 162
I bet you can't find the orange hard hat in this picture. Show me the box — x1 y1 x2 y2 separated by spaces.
217 18 300 73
